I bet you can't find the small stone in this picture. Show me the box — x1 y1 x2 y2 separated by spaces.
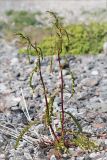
10 58 18 65
60 59 69 69
83 155 92 160
6 96 21 108
0 83 7 94
88 63 94 70
62 69 69 76
92 123 106 129
90 152 100 159
77 157 84 160
0 154 5 160
77 92 89 100
0 135 4 147
104 139 107 145
24 152 33 160
66 107 78 115
92 102 107 112
91 70 99 75
69 148 75 154
65 75 72 79
16 72 21 78
50 155 57 160
80 78 100 87
62 154 68 158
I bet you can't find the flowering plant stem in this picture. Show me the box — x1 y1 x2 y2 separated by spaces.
38 58 59 142
57 50 65 138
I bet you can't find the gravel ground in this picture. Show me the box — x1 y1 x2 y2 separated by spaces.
0 37 107 160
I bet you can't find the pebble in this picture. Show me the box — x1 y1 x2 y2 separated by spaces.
0 154 5 160
89 152 100 158
91 102 107 112
80 78 100 87
0 84 7 93
10 57 19 65
24 152 33 160
50 155 57 160
6 96 21 108
91 70 99 75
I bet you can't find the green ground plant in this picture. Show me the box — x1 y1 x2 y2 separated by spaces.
19 22 107 55
15 12 98 157
38 22 107 55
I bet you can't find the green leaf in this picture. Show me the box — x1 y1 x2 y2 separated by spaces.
65 111 82 133
15 120 39 149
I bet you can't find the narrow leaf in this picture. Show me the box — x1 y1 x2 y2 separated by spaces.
65 111 82 133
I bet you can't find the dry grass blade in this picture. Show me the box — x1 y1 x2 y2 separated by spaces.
20 88 31 122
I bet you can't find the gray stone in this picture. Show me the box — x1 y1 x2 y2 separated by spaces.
77 157 84 160
65 107 78 115
104 139 107 145
79 78 100 87
10 58 19 66
83 155 92 160
88 63 94 70
100 92 107 101
89 152 100 159
24 152 33 160
0 154 5 160
92 102 107 112
65 74 72 79
50 155 57 160
62 69 69 76
6 95 21 108
0 135 4 147
0 83 7 93
91 70 99 75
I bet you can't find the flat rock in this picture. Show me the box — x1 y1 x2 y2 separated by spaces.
0 83 7 94
79 78 100 87
90 102 107 112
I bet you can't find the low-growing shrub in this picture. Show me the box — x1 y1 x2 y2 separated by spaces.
39 22 107 55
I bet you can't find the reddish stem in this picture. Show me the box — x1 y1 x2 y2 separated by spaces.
57 50 65 137
38 58 59 142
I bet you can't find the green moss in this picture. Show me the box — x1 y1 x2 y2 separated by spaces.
39 22 107 55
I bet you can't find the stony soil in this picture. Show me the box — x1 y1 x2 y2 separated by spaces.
0 37 107 160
